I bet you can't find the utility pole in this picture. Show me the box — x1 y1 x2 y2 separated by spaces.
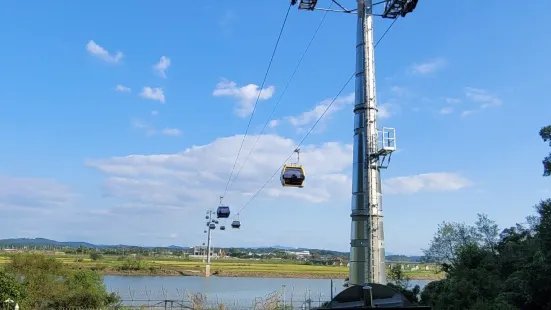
291 0 417 285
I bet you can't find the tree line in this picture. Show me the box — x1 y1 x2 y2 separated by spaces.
390 125 551 309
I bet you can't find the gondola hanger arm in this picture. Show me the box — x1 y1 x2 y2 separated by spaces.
294 148 301 164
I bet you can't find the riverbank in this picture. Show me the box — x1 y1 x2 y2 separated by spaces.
0 255 444 281
98 268 443 280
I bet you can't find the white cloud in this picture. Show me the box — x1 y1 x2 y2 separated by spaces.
268 120 280 128
131 119 181 137
115 84 131 93
378 103 393 119
151 110 159 116
439 107 453 114
140 87 165 103
464 87 502 108
410 58 447 75
131 119 157 136
86 134 468 216
86 40 123 63
161 128 182 136
282 93 393 133
287 93 354 129
390 86 406 96
384 172 472 194
445 97 461 104
461 110 474 117
153 56 171 78
212 79 275 117
86 135 354 209
0 175 76 212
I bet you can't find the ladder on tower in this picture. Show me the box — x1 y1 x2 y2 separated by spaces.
368 127 396 169
378 127 396 156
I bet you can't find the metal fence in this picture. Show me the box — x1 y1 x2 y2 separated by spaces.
36 299 330 310
107 298 330 309
2 289 333 309
3 295 331 309
101 286 334 310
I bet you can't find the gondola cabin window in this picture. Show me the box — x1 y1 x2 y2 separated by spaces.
283 167 303 179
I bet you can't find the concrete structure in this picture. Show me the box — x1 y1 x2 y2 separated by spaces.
189 245 217 260
285 250 311 259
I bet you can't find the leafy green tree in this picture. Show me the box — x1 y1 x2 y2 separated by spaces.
540 125 551 176
172 249 185 256
0 270 26 306
422 213 497 265
418 126 551 309
386 264 420 304
310 251 321 260
118 257 149 271
419 280 444 307
228 248 242 257
4 253 120 309
420 202 551 308
48 270 120 309
90 252 103 261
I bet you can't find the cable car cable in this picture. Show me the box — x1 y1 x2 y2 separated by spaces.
220 4 294 201
375 18 399 47
225 3 333 195
236 72 355 215
234 17 400 215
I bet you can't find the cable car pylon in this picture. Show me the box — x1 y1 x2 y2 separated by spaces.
291 0 420 307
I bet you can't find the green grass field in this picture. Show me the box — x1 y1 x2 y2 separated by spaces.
0 254 443 280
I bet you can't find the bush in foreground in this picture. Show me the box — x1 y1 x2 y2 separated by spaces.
0 253 120 309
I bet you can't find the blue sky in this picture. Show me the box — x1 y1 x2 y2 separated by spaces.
0 0 550 255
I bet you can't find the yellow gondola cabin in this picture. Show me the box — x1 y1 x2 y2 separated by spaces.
280 164 306 188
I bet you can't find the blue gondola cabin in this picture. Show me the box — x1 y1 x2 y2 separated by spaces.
216 206 230 218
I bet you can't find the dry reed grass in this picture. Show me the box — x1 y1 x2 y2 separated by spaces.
186 291 283 310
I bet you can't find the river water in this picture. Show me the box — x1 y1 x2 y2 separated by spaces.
104 276 432 308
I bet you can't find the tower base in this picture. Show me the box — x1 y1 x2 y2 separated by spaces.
205 264 211 277
319 284 431 309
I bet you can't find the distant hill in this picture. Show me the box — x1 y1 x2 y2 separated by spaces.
270 245 304 250
0 238 98 249
0 238 157 249
0 238 422 260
